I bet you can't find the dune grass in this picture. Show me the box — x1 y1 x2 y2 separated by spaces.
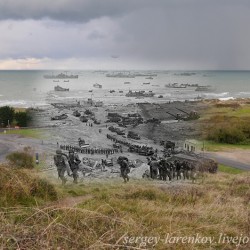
0 166 249 249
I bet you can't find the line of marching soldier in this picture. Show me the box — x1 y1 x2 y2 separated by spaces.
146 157 195 181
107 133 155 155
60 144 119 155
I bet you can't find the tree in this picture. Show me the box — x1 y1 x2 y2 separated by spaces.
0 106 15 127
15 111 31 127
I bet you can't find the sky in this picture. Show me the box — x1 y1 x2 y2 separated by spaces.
0 0 250 70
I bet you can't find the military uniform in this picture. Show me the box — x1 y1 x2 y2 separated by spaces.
54 149 69 185
68 150 81 183
120 159 130 183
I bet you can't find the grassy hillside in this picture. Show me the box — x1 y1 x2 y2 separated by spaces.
200 100 250 145
0 164 249 249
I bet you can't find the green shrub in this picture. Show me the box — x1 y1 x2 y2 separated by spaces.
208 126 246 144
6 151 34 169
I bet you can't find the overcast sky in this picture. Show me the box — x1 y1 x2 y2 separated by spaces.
0 0 249 70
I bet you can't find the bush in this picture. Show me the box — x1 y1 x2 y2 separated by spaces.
15 111 31 127
208 126 246 144
6 151 34 169
0 164 58 206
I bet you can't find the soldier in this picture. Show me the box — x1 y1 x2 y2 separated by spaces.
68 149 81 184
119 158 130 183
183 161 189 180
54 149 70 185
148 157 158 179
175 160 182 180
159 158 167 181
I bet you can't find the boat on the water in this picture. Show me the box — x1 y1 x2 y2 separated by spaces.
44 72 78 79
93 83 102 88
124 81 131 84
165 83 187 88
125 90 155 97
106 73 135 78
195 85 214 92
145 76 153 79
134 73 157 77
143 82 150 85
54 85 69 91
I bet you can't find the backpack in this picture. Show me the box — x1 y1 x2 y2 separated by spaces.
54 154 66 167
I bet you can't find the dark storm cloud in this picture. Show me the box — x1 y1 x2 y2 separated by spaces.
1 0 250 69
0 0 166 22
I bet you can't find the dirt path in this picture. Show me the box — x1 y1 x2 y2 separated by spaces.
52 195 93 208
205 150 250 170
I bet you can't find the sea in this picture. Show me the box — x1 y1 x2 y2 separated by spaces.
0 70 249 108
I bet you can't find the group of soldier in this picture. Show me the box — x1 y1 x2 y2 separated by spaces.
145 157 195 181
54 148 196 185
59 144 119 155
106 133 156 156
54 149 82 184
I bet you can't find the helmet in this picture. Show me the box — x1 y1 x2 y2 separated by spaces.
56 149 62 154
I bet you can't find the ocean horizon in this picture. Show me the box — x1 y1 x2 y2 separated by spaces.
0 70 249 108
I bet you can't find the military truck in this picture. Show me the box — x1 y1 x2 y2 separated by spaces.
127 131 141 140
73 110 81 117
51 114 68 120
80 116 88 122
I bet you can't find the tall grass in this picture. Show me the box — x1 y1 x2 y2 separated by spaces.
0 170 249 249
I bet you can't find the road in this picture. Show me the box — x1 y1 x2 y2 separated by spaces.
204 152 250 171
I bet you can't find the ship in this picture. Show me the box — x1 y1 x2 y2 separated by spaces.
44 72 78 79
106 73 135 78
125 90 155 97
134 73 157 77
145 76 153 79
54 85 69 91
195 85 214 92
93 83 102 88
124 81 131 84
165 83 187 88
143 82 150 85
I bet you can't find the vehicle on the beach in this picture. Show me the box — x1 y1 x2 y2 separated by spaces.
93 83 102 88
127 131 141 140
166 109 200 121
44 72 78 79
160 140 175 151
54 85 69 91
80 116 88 122
78 138 90 148
51 114 68 120
73 110 81 117
145 118 161 124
